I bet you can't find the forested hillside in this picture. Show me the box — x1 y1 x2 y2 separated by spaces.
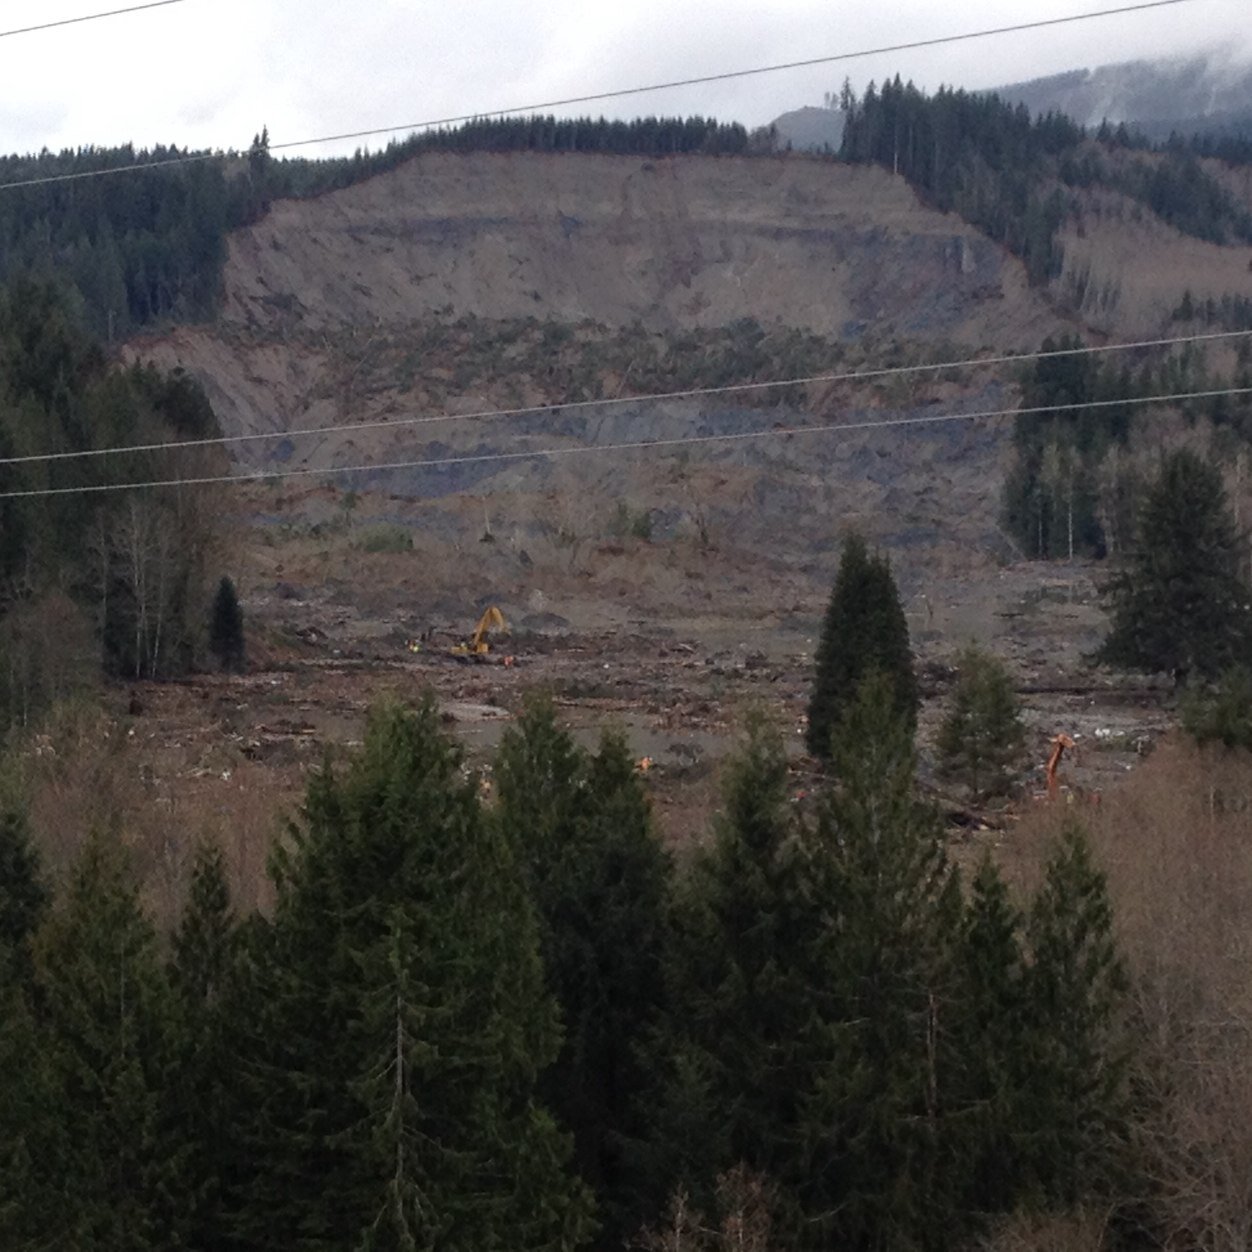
0 116 748 340
838 77 1252 283
0 281 225 718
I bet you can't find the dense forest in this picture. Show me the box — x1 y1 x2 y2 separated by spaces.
0 682 1130 1251
1001 333 1252 560
0 281 226 720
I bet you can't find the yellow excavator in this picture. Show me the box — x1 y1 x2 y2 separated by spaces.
450 606 508 659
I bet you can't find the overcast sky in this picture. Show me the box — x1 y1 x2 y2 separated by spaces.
0 0 1247 159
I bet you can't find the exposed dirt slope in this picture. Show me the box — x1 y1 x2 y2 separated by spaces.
213 152 1058 346
123 150 1252 621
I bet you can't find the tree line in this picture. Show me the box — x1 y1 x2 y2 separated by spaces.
0 685 1128 1251
8 84 1252 343
1001 333 1252 561
837 78 1252 284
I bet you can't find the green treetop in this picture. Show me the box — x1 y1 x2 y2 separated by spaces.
227 696 592 1251
937 645 1027 801
1099 449 1252 683
806 532 918 760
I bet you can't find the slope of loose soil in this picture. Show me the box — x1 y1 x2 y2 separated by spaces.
213 152 1058 345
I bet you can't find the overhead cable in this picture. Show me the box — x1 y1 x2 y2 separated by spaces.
3 382 1247 500
3 326 1247 469
0 0 1198 192
0 0 188 40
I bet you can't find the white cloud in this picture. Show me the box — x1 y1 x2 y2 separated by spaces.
0 0 1245 156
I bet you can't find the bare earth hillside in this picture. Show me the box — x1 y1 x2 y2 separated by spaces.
211 152 1058 344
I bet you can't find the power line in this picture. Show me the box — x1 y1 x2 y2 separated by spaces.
0 0 188 40
4 327 1247 469
3 383 1247 501
0 0 1198 193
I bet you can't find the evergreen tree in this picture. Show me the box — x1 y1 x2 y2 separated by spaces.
798 672 964 1247
0 799 47 975
494 699 673 1248
30 833 187 1249
209 576 245 673
806 533 918 760
937 645 1026 801
0 794 56 1250
227 697 592 1250
1023 820 1128 1204
647 712 808 1219
1099 449 1252 683
949 856 1034 1217
652 682 967 1246
0 975 63 1250
1182 664 1252 749
168 842 239 1252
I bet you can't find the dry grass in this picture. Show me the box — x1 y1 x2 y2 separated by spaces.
19 701 295 930
979 1210 1111 1251
997 737 1252 1250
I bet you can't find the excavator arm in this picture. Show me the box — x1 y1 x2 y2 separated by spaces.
450 606 508 659
469 606 506 653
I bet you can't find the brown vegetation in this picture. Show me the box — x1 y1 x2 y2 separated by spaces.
1005 738 1252 1249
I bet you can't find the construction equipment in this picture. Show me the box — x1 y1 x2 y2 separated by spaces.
450 606 508 659
1045 733 1076 800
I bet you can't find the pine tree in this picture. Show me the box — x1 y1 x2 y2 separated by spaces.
228 697 592 1251
1022 820 1128 1204
798 671 964 1247
0 795 56 1249
647 712 809 1221
168 842 239 1252
806 533 918 760
937 645 1026 800
0 799 47 975
30 833 187 1250
949 856 1034 1216
209 575 245 673
494 698 673 1248
1099 449 1252 683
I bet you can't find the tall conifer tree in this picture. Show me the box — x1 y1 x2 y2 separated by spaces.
494 699 673 1248
806 533 918 760
937 645 1026 800
228 697 592 1250
0 796 57 1249
647 713 812 1228
949 856 1035 1217
168 842 239 1252
1100 449 1252 683
31 834 186 1250
799 672 964 1247
209 576 245 673
1023 820 1129 1204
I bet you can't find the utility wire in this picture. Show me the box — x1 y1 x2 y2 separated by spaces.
0 0 188 40
4 326 1247 469
4 383 1247 501
0 0 1198 192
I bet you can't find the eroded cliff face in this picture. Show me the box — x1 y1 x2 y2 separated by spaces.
211 151 1055 346
127 149 1067 479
